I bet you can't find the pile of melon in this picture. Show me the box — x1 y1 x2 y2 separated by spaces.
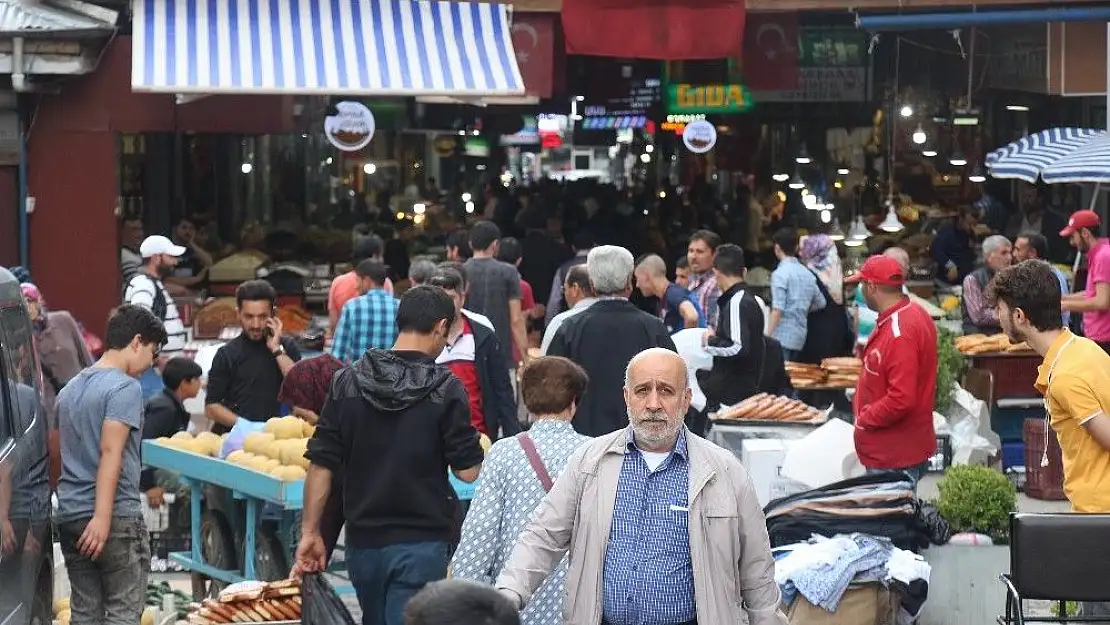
225 416 313 482
156 431 225 456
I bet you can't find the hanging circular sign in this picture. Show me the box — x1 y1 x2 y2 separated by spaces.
325 101 376 152
683 119 717 154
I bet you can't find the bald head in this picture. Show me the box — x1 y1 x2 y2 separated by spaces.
624 347 690 452
635 254 667 278
624 347 689 390
883 247 910 273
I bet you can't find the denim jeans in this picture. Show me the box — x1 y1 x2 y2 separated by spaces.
346 541 450 625
59 516 150 625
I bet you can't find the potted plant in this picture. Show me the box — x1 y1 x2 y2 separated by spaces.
919 466 1017 625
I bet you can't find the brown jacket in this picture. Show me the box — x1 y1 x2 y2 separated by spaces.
496 427 787 625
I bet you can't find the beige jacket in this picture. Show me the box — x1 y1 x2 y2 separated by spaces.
496 428 787 625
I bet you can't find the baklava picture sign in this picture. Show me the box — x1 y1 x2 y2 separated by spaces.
325 101 376 152
683 119 716 154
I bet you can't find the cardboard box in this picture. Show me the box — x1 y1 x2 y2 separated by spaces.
741 439 803 507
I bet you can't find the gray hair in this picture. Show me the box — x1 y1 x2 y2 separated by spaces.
408 258 437 285
624 347 690 389
882 246 910 273
587 245 634 296
982 235 1011 257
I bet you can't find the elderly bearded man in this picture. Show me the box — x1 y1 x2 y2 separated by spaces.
495 347 786 625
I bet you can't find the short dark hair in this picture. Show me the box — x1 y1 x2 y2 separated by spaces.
469 221 501 251
162 357 203 391
427 268 465 293
236 279 277 308
571 229 595 251
1018 232 1049 259
437 261 468 289
445 230 472 259
714 244 746 277
773 228 800 256
985 260 1064 332
689 229 721 251
105 304 168 351
352 234 384 263
403 580 520 625
495 237 523 265
675 256 689 270
355 260 389 286
520 356 588 416
396 285 455 334
565 264 592 293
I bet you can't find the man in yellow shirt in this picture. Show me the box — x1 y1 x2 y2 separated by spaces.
988 259 1110 616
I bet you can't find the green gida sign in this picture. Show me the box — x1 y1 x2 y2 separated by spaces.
666 83 754 114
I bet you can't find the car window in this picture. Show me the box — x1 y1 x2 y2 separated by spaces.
0 305 41 437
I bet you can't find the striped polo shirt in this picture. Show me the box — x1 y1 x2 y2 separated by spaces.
124 273 186 355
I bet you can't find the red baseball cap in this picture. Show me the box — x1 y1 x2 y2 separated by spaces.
846 255 906 286
1060 210 1101 237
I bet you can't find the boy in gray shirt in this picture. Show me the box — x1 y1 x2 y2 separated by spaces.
56 304 167 625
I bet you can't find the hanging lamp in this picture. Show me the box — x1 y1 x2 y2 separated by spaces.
829 218 846 241
788 173 805 190
968 164 987 183
847 215 870 241
949 151 967 167
879 199 904 232
795 144 811 164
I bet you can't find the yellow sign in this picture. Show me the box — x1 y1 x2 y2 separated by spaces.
667 84 754 114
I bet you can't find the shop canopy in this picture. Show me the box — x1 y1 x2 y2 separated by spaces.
130 0 525 97
986 128 1110 184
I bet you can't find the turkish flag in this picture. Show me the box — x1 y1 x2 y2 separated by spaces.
741 13 800 91
511 14 556 98
560 0 747 60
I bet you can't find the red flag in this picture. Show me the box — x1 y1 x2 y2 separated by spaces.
560 0 747 60
511 14 556 98
742 13 800 91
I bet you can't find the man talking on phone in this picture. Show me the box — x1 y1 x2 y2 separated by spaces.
206 280 302 434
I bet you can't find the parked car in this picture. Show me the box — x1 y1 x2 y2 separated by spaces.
0 267 53 625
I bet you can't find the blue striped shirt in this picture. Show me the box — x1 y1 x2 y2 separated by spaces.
603 429 694 625
770 256 826 352
331 289 398 363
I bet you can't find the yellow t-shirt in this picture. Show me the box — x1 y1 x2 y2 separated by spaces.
1035 330 1110 512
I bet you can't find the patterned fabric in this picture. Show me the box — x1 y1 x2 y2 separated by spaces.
602 429 695 625
451 420 590 625
770 257 826 352
800 235 843 305
331 289 399 363
687 271 720 328
781 534 893 612
278 354 344 413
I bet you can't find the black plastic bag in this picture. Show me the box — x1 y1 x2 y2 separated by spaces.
914 501 953 545
303 574 357 625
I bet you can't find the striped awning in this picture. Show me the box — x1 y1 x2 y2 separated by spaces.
131 0 525 97
986 127 1107 183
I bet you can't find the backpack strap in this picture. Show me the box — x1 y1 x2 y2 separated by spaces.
517 432 554 492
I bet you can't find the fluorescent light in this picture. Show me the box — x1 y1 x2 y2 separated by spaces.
1006 104 1030 112
772 173 790 182
837 167 850 175
922 149 938 157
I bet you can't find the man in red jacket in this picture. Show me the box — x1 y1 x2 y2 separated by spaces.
848 255 938 484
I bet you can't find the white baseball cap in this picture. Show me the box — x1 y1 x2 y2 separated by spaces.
140 235 187 258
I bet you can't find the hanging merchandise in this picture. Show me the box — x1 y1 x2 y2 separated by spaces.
325 101 376 152
683 120 718 153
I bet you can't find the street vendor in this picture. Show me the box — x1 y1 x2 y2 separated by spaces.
1060 210 1110 353
848 255 938 484
205 280 301 434
961 235 1012 335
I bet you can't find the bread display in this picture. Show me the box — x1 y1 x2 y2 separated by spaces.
785 362 826 388
954 333 1022 355
186 580 302 625
711 393 826 423
785 358 861 389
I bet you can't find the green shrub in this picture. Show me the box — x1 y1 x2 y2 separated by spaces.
935 327 967 413
935 465 1017 541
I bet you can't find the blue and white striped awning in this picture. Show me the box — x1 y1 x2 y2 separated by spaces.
131 0 525 97
986 127 1107 183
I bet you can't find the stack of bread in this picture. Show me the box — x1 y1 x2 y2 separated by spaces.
954 333 1024 355
712 393 825 423
187 580 301 625
821 357 862 388
785 362 827 388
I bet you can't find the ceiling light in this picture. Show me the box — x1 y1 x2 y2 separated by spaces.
837 167 850 175
922 149 938 157
413 203 426 215
772 173 790 182
645 144 655 153
461 192 472 202
413 214 425 225
240 163 253 174
803 194 819 209
844 238 865 248
640 153 651 163
829 218 845 241
464 201 475 213
658 190 666 198
363 163 377 174
879 201 904 232
820 209 832 224
968 164 987 183
788 174 805 190
949 150 967 166
848 215 870 241
395 211 406 220
1006 104 1030 112
912 125 926 145
900 105 913 118
795 145 811 165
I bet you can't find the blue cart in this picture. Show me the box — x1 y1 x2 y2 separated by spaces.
143 441 352 600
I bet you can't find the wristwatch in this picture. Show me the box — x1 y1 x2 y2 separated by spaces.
272 344 286 357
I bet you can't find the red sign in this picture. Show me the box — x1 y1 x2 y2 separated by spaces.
560 0 747 61
741 13 799 91
511 14 555 98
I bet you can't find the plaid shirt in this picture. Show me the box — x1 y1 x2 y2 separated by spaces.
331 289 398 363
770 256 826 352
688 271 720 328
603 429 694 625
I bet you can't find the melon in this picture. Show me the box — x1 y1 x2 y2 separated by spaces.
243 432 275 455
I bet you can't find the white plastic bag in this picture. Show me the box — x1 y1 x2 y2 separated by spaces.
671 328 713 412
945 383 1000 465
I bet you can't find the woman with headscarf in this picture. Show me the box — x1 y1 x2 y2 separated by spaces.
278 355 345 558
799 234 844 305
22 283 92 423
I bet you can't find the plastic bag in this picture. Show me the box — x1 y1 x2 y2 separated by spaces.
914 501 953 545
303 574 357 625
944 383 999 466
219 418 266 458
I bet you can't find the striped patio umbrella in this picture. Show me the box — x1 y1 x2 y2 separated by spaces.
986 127 1107 183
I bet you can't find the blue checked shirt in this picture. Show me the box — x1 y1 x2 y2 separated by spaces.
770 257 826 352
331 289 399 363
602 429 694 625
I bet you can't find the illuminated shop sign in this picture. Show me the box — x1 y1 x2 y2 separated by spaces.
579 115 647 130
660 114 706 134
666 83 754 114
